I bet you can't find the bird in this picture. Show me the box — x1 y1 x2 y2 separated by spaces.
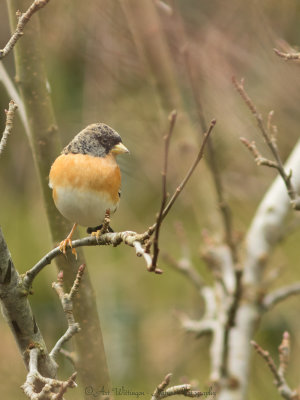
49 123 129 257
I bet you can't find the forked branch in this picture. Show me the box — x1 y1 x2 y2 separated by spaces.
0 0 51 59
233 76 300 210
151 110 177 271
22 348 77 400
151 373 204 400
251 333 298 400
22 265 84 399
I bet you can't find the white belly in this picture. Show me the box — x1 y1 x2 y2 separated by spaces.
54 186 118 227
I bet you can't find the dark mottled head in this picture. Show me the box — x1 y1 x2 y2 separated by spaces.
62 123 129 158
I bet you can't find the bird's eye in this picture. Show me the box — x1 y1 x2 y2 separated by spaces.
102 138 108 144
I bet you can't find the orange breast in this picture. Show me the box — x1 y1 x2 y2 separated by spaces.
49 153 121 204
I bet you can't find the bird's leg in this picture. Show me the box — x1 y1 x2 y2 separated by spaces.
59 223 78 258
92 210 111 241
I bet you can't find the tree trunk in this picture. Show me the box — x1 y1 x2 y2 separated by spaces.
6 0 111 396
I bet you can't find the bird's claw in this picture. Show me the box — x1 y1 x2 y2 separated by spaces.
90 209 111 243
59 238 78 259
91 229 103 243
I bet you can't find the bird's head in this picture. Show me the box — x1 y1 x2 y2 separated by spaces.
62 123 129 158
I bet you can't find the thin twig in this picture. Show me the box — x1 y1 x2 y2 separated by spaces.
0 63 30 138
251 340 285 388
274 48 300 61
262 282 300 311
0 100 18 156
233 76 300 210
240 137 279 169
151 373 203 400
278 332 290 378
161 119 216 221
50 266 85 360
251 338 297 400
151 110 177 271
69 263 86 301
22 347 77 400
0 0 51 60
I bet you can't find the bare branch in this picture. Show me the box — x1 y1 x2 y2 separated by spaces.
22 347 77 399
0 63 30 137
0 0 51 60
240 137 279 169
251 337 297 400
278 332 290 378
0 100 18 156
69 263 85 301
233 76 300 210
151 373 203 400
151 110 177 271
151 114 215 272
161 119 216 221
176 312 215 337
274 48 300 61
50 265 85 360
262 282 300 311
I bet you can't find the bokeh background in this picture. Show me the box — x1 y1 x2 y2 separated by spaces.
1 0 300 399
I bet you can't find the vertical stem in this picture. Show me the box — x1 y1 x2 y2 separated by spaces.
6 0 111 395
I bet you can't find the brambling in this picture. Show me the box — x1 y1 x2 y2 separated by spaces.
49 123 129 256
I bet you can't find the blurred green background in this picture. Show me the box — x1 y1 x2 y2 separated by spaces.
1 0 300 399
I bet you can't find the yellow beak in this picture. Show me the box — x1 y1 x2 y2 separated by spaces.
111 142 129 155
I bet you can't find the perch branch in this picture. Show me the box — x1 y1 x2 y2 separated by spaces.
151 109 177 271
0 0 51 59
0 100 18 156
151 373 203 400
22 347 77 400
23 230 161 288
233 76 300 210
